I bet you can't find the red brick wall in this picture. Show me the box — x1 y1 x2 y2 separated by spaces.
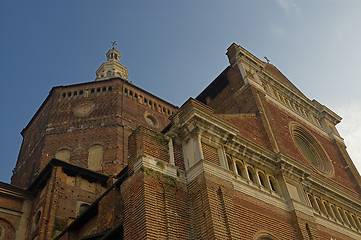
234 191 298 239
267 101 359 194
218 114 272 150
11 98 52 188
0 218 16 240
12 78 177 188
174 141 185 171
201 143 219 166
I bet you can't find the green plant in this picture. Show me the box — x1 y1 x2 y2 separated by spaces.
145 168 153 175
155 133 169 144
156 160 165 169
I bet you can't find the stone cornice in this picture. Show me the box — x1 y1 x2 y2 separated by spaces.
314 215 361 239
278 153 361 213
0 181 33 200
175 98 277 170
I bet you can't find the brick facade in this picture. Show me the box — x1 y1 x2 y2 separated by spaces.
1 44 361 239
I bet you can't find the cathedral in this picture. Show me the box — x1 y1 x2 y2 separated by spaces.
1 43 361 240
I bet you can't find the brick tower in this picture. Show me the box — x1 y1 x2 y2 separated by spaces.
7 46 177 239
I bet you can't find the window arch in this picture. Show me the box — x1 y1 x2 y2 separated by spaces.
331 204 343 223
315 197 327 216
235 161 246 178
291 123 333 175
79 203 90 216
33 210 42 228
257 171 269 189
268 176 279 193
323 201 336 220
308 194 319 211
254 232 278 240
247 166 256 183
226 155 234 172
55 149 70 162
88 145 103 171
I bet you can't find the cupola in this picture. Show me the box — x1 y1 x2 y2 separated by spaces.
95 42 129 81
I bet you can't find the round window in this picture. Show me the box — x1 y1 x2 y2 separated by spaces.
291 123 333 176
145 115 157 127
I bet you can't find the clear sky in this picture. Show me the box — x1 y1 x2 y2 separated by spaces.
0 0 360 183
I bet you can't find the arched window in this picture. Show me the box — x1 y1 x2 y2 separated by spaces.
79 203 90 216
226 155 234 172
315 198 327 215
268 176 279 193
34 210 41 227
235 161 245 178
352 214 361 230
88 145 103 171
308 194 318 211
247 166 256 183
55 149 70 162
346 211 357 229
338 208 350 226
255 232 278 240
258 171 269 189
331 204 343 223
323 201 335 220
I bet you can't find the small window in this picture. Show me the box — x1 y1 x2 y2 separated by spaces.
114 54 118 60
79 90 83 95
308 194 317 209
145 115 157 127
226 155 234 172
73 91 77 96
68 92 71 97
34 210 41 227
144 98 148 104
91 88 95 93
62 93 66 98
129 90 133 96
135 93 138 98
269 176 278 192
247 167 256 183
235 161 245 178
108 86 112 92
107 71 112 76
124 88 128 94
258 172 267 188
96 88 101 92
55 149 70 163
331 205 343 222
316 198 327 215
88 145 103 171
102 87 106 92
79 203 90 215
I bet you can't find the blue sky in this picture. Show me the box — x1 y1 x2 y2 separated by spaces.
1 0 361 183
